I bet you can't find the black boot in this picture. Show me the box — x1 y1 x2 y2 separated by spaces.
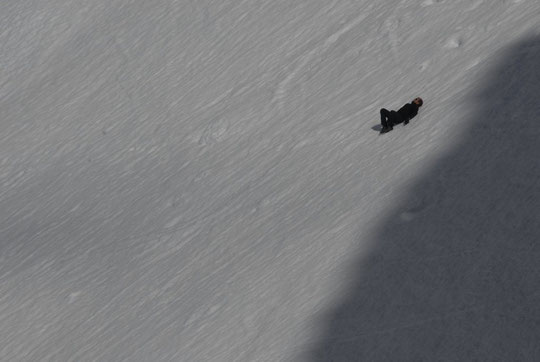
380 125 393 134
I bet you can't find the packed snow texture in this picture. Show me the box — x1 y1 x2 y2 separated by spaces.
1 0 539 361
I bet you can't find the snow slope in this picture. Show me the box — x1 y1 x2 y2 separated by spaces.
1 0 539 360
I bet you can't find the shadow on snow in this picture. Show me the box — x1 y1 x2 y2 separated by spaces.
303 36 540 361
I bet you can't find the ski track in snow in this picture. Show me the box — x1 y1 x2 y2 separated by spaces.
271 8 372 110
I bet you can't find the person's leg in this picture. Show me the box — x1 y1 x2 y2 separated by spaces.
381 108 392 129
380 108 394 129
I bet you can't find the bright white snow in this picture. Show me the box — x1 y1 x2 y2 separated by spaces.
1 0 539 360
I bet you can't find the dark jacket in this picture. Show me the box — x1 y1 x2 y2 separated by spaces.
396 102 419 124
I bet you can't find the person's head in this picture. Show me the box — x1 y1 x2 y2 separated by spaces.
413 97 423 107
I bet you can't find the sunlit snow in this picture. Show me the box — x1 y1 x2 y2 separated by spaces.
1 0 539 360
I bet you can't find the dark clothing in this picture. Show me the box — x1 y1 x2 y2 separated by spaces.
380 102 419 129
396 102 419 124
380 108 399 129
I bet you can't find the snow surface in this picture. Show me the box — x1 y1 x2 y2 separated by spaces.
1 0 540 360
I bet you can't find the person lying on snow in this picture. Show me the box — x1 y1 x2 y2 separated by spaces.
380 97 423 134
